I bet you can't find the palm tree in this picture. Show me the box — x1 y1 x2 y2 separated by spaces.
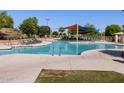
58 27 65 38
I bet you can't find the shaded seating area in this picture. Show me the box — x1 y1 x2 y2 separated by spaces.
64 24 90 34
114 32 124 44
64 24 99 40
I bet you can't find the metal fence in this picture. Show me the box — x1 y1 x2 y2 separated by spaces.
62 34 115 42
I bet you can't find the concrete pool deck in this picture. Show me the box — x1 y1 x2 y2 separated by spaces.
0 49 124 83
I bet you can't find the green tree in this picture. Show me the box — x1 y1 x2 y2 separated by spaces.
84 24 96 31
37 26 51 36
122 25 124 32
52 31 58 36
105 24 122 36
19 17 38 37
0 12 13 29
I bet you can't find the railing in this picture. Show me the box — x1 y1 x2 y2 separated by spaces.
51 41 62 56
63 34 116 42
59 47 62 56
51 41 54 56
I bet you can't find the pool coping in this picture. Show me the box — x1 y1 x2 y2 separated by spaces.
80 48 124 56
0 48 123 57
69 41 124 46
0 41 123 56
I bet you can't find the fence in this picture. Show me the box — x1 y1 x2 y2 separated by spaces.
62 34 115 42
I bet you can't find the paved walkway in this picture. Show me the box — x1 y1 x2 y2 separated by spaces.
0 50 124 83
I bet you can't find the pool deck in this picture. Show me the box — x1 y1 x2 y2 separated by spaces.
0 49 124 83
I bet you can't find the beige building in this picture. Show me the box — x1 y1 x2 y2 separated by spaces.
115 32 124 44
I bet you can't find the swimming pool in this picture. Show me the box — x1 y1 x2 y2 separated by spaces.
0 40 124 55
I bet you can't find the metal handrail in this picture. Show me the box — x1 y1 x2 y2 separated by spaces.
52 45 54 56
51 41 54 56
59 47 62 56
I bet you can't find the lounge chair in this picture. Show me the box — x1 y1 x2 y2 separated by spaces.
122 51 124 59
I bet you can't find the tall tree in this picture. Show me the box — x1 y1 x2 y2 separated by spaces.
122 25 124 32
19 17 38 37
105 24 122 36
37 26 51 36
0 12 13 29
84 24 96 31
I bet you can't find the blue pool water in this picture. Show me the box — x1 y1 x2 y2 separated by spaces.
0 40 124 55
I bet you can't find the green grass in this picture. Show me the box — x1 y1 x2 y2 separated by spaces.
35 69 124 83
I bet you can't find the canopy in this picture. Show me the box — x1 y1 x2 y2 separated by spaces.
64 24 81 30
114 32 124 35
64 24 98 33
64 24 87 33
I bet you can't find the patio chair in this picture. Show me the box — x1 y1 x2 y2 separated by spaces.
122 51 124 59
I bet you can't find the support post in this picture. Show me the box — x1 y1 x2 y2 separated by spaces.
76 24 79 55
76 24 79 42
115 35 118 43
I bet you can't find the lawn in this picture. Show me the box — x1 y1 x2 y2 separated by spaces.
35 69 124 83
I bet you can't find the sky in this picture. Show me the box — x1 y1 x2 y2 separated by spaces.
0 10 124 32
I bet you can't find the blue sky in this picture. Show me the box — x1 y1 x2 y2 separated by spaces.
0 10 124 32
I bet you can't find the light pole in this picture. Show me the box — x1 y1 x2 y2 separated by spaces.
46 18 52 38
46 18 50 26
76 24 79 55
76 24 79 42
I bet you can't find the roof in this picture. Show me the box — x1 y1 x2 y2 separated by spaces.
64 24 99 33
64 24 82 31
115 32 124 35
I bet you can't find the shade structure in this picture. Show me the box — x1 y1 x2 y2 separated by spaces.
64 24 81 30
64 24 98 33
114 32 124 35
64 24 79 44
64 24 85 33
64 24 99 54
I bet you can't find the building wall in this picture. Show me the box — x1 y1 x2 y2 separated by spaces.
0 28 14 33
